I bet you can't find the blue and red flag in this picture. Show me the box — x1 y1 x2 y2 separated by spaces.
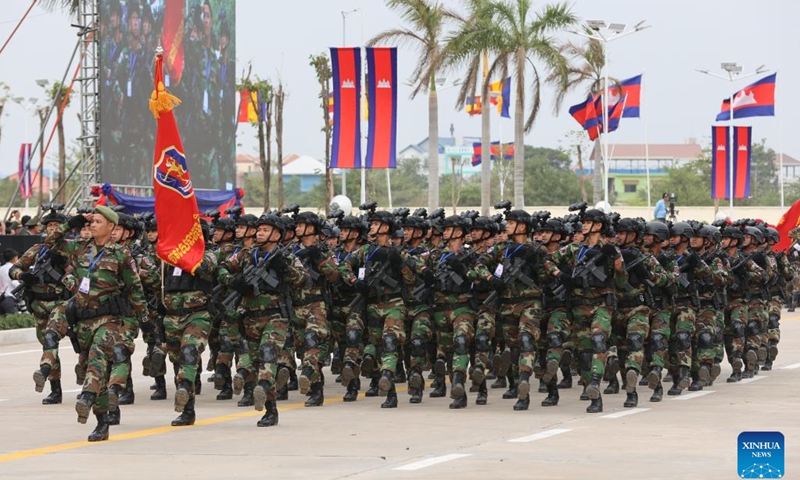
711 125 751 199
489 77 511 118
330 47 362 169
606 94 626 133
149 52 205 273
18 143 33 199
471 141 514 166
569 94 601 140
365 47 398 169
607 75 642 118
716 73 776 121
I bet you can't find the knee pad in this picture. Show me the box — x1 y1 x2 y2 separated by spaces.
746 321 761 337
179 344 198 366
697 332 714 350
627 333 644 352
346 329 361 348
454 335 469 356
547 332 563 350
590 333 607 353
410 337 426 358
304 331 321 350
768 314 780 330
651 333 667 352
43 331 60 350
579 350 593 372
675 331 691 351
219 335 233 353
112 343 130 364
520 332 536 353
732 321 745 338
258 343 278 364
382 334 398 353
474 334 491 352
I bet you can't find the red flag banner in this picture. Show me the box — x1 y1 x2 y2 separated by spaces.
330 47 361 169
18 143 33 199
161 0 185 86
775 199 800 252
733 126 752 198
711 126 728 199
149 53 204 273
711 126 751 199
365 47 398 169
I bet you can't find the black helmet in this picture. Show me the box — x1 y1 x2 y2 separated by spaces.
294 211 322 228
644 221 670 242
505 209 531 224
117 213 137 233
671 221 694 239
215 216 236 233
320 221 339 239
199 218 211 242
369 210 396 231
721 226 744 242
539 218 565 235
144 216 158 231
472 216 499 235
278 215 295 233
615 217 644 236
743 226 763 244
402 215 429 236
340 215 367 234
698 225 719 242
442 215 471 232
41 211 67 224
256 214 285 233
582 209 607 225
766 227 779 244
236 213 258 228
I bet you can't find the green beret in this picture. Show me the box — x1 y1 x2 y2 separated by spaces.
95 205 119 225
26 217 40 227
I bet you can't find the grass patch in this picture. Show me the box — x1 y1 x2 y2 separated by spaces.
0 313 35 330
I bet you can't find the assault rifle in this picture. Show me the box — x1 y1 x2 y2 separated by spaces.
11 249 66 301
348 250 400 310
483 252 536 307
412 251 472 303
220 244 290 311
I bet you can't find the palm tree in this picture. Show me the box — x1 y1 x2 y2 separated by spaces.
443 0 497 215
309 53 333 211
274 82 287 210
239 70 274 212
369 0 448 211
478 0 576 208
45 81 73 203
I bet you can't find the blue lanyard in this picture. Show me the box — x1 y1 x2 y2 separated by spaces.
577 245 592 262
366 246 382 262
37 246 49 260
129 51 137 76
438 252 453 265
205 53 212 80
253 249 271 265
504 244 523 259
88 247 106 273
337 250 352 263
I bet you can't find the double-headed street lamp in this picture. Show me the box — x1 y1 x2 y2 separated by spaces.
571 20 650 207
697 63 768 218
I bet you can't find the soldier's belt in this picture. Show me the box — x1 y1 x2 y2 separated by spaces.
544 298 566 309
294 295 324 307
699 300 718 309
31 292 61 302
499 296 540 305
433 302 470 312
164 305 207 317
242 307 282 319
570 297 608 307
673 297 695 306
75 295 130 321
618 296 648 309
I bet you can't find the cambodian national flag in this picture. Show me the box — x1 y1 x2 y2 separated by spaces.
330 47 362 169
365 47 398 169
607 75 642 118
716 73 776 121
18 143 33 199
569 94 601 140
711 125 751 199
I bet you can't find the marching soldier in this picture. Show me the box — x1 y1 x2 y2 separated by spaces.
764 227 789 370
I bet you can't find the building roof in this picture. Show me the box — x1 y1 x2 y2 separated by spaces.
281 154 326 176
778 153 800 166
591 143 703 161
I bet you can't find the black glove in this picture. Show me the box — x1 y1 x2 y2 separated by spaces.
387 248 403 269
67 214 88 230
685 252 700 269
446 256 467 276
140 320 156 335
556 270 571 288
488 275 506 293
271 253 288 274
600 244 619 260
229 274 253 295
352 279 370 294
423 269 435 286
156 302 167 316
20 271 37 285
306 245 322 263
369 247 388 263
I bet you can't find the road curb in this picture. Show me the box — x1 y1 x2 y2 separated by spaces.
0 328 37 346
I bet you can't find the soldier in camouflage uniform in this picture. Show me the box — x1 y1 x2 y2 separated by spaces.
141 217 169 401
475 210 560 411
721 227 755 382
36 206 146 441
11 208 70 405
218 214 308 427
739 227 769 378
339 211 420 409
763 227 789 370
290 212 341 407
163 220 218 426
551 209 628 414
210 216 239 400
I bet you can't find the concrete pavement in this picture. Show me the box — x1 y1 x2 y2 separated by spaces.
0 315 798 479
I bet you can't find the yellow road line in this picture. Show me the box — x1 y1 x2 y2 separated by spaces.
0 383 412 464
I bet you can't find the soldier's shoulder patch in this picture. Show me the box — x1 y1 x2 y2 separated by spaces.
130 259 139 274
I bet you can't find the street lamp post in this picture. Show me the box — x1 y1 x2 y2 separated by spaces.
697 63 767 219
571 20 649 207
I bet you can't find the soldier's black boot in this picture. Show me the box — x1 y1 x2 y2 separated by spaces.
276 385 289 401
449 372 467 409
257 400 279 427
762 358 773 371
171 397 196 426
381 382 398 409
768 340 779 363
538 378 548 394
395 360 407 384
688 371 704 392
33 365 51 393
365 377 380 397
429 368 447 398
174 380 192 412
579 384 590 401
476 380 488 406
253 380 269 411
586 374 603 400
216 375 233 400
341 362 357 389
502 372 517 399
674 365 690 392
698 364 712 386
194 362 202 395
305 381 324 407
344 378 360 402
299 366 315 395
150 375 167 400
361 354 377 378
491 375 507 389
557 367 572 389
517 372 531 400
238 382 254 407
119 377 135 405
75 391 96 424
647 366 662 390
513 394 529 411
603 374 620 394
75 362 87 385
650 382 663 402
42 380 62 405
287 369 299 391
541 381 559 407
108 405 121 425
88 412 110 442
378 370 395 397
624 390 638 408
586 394 603 414
214 364 229 391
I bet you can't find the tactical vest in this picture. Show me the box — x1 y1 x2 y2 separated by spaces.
164 266 213 294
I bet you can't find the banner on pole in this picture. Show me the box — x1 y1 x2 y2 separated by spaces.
330 47 362 169
18 143 33 199
711 125 751 199
365 47 398 169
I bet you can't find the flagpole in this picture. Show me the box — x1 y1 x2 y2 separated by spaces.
602 45 610 206
729 90 735 218
778 83 785 209
641 72 651 210
360 0 367 206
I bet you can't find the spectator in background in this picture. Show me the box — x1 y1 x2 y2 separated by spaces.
26 218 42 237
0 249 20 314
7 222 20 235
11 210 21 223
654 193 668 222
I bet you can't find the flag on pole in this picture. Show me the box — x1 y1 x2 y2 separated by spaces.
330 47 362 169
606 75 642 118
149 51 205 273
18 143 33 199
715 73 777 121
237 90 261 123
569 94 601 140
489 77 511 118
365 47 398 169
161 0 185 85
711 125 752 199
465 96 482 115
471 141 514 166
774 198 800 252
606 94 627 133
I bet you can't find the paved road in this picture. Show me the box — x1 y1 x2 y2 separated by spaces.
1 315 798 479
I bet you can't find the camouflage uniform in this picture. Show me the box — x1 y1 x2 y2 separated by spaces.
403 245 434 400
724 248 763 380
213 242 247 398
645 251 677 398
765 249 791 368
694 250 728 385
330 245 365 400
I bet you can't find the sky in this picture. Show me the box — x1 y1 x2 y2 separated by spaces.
0 0 795 180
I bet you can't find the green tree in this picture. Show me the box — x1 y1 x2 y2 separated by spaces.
521 146 585 205
309 53 333 211
369 0 449 212
238 70 274 211
44 81 73 203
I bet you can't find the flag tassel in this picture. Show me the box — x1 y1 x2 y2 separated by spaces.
149 52 181 119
